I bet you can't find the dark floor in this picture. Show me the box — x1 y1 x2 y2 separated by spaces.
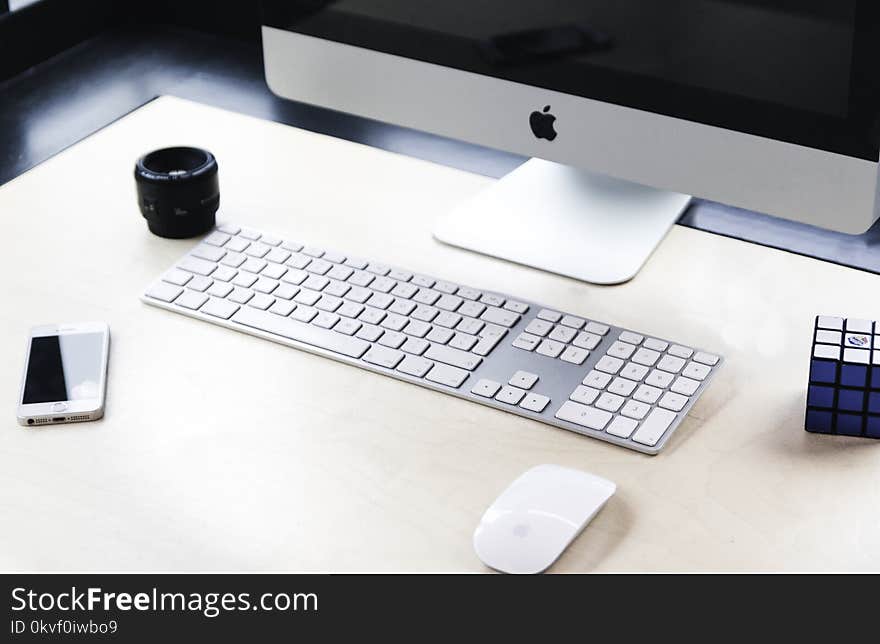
3 24 880 275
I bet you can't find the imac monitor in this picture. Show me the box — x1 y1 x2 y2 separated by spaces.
262 1 880 283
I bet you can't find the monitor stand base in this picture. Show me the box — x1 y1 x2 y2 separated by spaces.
433 159 692 285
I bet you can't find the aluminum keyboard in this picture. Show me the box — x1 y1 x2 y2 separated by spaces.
142 223 723 454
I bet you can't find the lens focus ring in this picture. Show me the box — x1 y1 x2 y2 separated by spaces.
134 147 220 239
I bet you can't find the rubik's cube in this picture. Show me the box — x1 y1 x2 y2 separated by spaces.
806 315 880 438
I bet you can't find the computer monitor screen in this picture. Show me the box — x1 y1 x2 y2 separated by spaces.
264 1 878 162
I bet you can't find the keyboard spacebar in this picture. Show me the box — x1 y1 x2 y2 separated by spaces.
231 306 370 359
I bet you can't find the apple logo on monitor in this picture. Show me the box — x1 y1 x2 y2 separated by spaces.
529 105 557 141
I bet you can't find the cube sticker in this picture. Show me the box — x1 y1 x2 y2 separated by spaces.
806 315 880 438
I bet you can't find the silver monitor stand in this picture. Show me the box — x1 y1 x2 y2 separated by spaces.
433 159 691 284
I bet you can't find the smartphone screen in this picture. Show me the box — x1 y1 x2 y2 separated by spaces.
22 332 105 404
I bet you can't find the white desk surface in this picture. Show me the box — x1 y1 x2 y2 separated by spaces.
2 96 879 572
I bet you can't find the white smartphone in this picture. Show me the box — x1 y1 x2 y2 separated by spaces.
17 322 110 427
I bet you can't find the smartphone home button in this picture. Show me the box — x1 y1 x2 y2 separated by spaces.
51 402 68 412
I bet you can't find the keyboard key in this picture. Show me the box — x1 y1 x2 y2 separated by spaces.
525 319 553 336
268 300 296 317
595 392 625 412
495 386 526 405
621 400 650 420
449 333 478 351
816 315 844 330
671 376 701 395
291 306 318 323
363 345 405 369
472 334 505 356
204 231 231 246
178 256 216 276
582 370 612 389
265 248 292 265
412 275 435 288
536 340 564 358
427 327 454 344
561 315 585 329
176 290 209 310
472 379 501 398
294 289 321 306
693 351 719 366
607 341 636 360
401 338 429 355
186 276 212 292
434 311 461 328
433 281 457 294
573 332 602 350
480 307 520 328
424 344 482 371
212 266 238 282
356 324 383 342
231 306 370 359
334 318 362 336
436 294 463 311
584 322 609 335
682 362 711 381
225 238 249 253
537 309 562 322
657 355 686 373
633 384 663 404
608 377 637 397
632 408 677 446
244 242 271 258
480 293 504 307
555 401 611 431
239 228 261 241
425 363 469 388
191 244 226 262
457 318 484 335
520 393 550 413
659 391 688 412
512 332 541 351
619 331 643 344
595 356 623 374
570 385 600 405
241 257 267 274
248 293 275 310
253 278 279 294
411 305 439 322
414 289 441 305
228 287 254 304
232 271 258 288
631 348 660 366
207 281 234 298
549 326 577 343
458 287 481 300
509 371 538 389
281 269 308 286
645 369 674 388
620 362 649 381
560 346 589 365
201 297 239 319
145 281 183 303
504 301 529 314
397 355 433 378
606 416 638 438
644 338 668 352
668 344 693 359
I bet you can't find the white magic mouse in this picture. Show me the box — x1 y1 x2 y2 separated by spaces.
473 464 616 574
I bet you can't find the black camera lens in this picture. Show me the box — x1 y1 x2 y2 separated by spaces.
135 147 220 238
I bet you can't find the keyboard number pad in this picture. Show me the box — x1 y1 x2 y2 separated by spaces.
557 329 720 448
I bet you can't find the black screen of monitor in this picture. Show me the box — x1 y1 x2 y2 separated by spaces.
264 1 880 161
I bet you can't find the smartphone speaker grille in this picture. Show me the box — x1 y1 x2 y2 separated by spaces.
68 415 90 422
